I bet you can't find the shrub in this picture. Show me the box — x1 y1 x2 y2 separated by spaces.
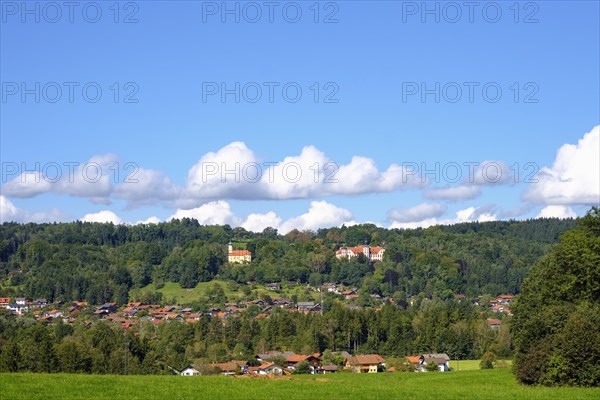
480 351 497 369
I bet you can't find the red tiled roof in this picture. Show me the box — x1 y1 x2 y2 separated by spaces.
258 362 275 370
406 356 420 364
336 245 385 255
286 354 310 363
210 362 241 372
229 250 251 256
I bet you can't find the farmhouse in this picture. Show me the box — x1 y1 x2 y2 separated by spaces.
318 365 338 374
487 318 502 330
209 361 247 375
228 241 252 264
256 350 296 363
402 355 419 370
286 354 320 371
345 354 386 373
297 301 321 313
180 366 200 376
253 362 283 375
336 244 385 262
6 303 28 315
418 354 450 372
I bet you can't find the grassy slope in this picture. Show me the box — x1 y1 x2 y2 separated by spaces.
2 369 599 400
134 281 319 304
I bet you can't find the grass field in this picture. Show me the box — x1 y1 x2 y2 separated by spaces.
448 359 512 371
133 281 319 305
2 369 599 400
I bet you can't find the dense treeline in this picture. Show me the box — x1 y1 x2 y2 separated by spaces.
0 218 576 304
512 208 600 386
0 299 510 374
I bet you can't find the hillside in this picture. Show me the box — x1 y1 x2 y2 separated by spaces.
0 218 576 304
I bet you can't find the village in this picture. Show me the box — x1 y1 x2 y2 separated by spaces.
177 351 452 376
0 291 513 328
0 290 514 376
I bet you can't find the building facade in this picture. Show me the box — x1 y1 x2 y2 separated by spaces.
335 244 385 262
228 241 252 263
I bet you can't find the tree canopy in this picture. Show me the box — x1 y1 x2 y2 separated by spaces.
512 208 600 386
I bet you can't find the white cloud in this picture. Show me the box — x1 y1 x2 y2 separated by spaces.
278 201 353 234
424 185 481 201
58 154 117 200
114 168 180 208
0 195 20 222
1 154 117 202
136 216 161 225
185 142 260 201
464 161 514 186
389 205 497 229
0 195 68 223
524 125 600 205
1 172 53 198
388 203 447 222
456 206 497 222
182 142 425 204
1 142 427 207
536 205 577 219
241 211 282 232
166 200 353 233
81 210 123 224
168 200 240 226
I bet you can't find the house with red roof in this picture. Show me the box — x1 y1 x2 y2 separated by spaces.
228 241 252 263
487 318 502 329
345 354 386 373
285 354 320 371
254 362 283 375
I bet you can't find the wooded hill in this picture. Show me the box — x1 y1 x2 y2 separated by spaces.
0 217 576 304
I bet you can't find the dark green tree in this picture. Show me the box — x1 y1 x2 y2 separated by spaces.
512 208 600 386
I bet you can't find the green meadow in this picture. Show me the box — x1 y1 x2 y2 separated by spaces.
2 369 599 400
132 281 319 304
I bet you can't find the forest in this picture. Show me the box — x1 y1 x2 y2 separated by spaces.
0 217 575 304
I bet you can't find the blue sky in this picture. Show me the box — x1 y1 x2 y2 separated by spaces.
1 1 599 232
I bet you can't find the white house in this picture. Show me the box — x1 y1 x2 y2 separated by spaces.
256 362 283 375
7 303 28 315
180 366 200 376
418 354 450 372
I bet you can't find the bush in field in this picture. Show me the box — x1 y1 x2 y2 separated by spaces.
425 362 439 372
294 361 311 374
480 351 497 369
